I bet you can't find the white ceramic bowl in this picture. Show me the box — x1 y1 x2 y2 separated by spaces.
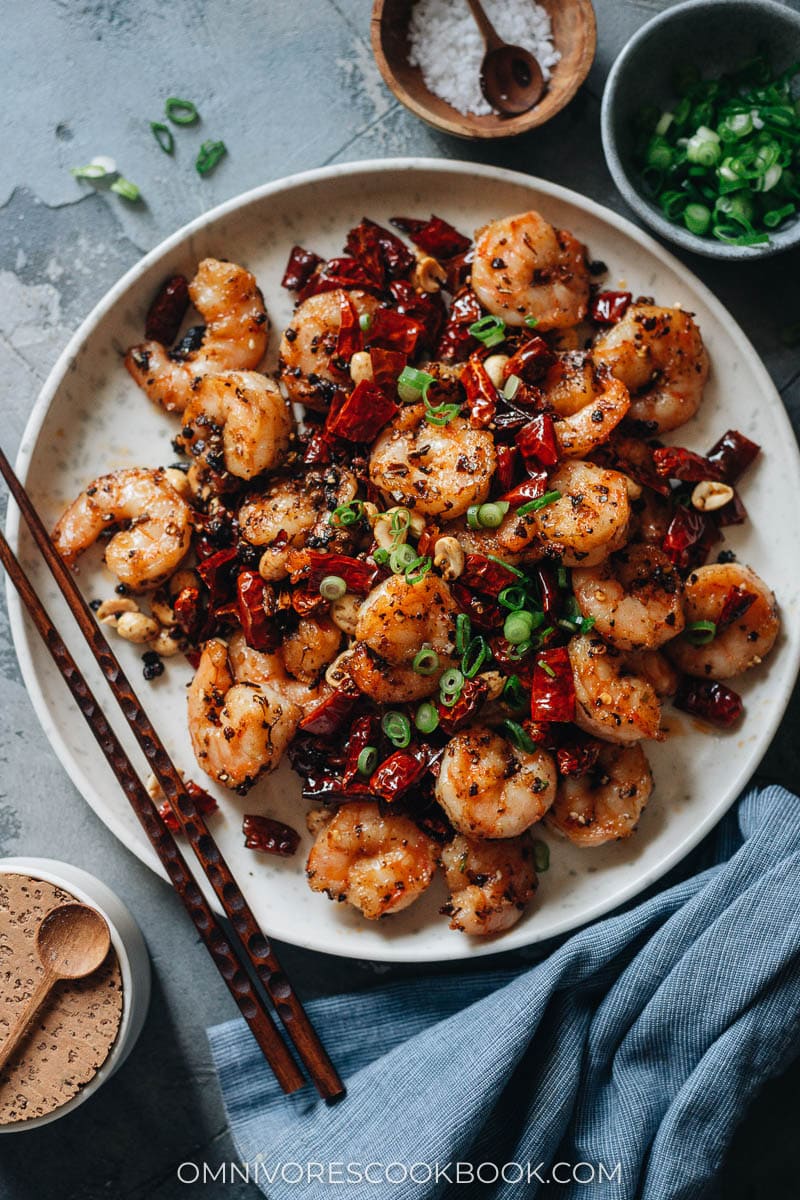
0 858 150 1132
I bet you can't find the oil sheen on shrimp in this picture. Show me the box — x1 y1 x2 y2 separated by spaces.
306 801 438 919
569 633 662 743
546 743 653 847
176 371 292 480
435 727 557 838
542 353 631 457
666 563 779 679
527 460 631 567
572 543 685 650
53 466 192 590
440 834 537 935
471 210 590 330
593 305 709 434
369 404 496 520
125 258 269 413
279 289 379 409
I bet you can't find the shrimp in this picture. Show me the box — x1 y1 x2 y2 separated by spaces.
176 371 292 480
369 404 496 520
306 801 438 919
281 617 342 684
569 633 662 743
546 743 653 847
238 466 359 579
572 544 685 650
666 563 779 679
125 258 269 413
542 353 631 457
624 649 679 698
53 467 192 591
593 305 709 433
278 289 379 409
528 460 631 567
187 638 301 791
435 727 557 838
440 834 537 935
226 630 327 708
471 210 590 330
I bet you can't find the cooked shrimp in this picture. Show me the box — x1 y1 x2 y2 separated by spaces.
623 649 679 697
281 617 342 683
542 354 631 457
306 801 438 919
239 466 359 579
176 371 292 480
593 305 709 433
436 727 557 838
528 460 631 567
226 630 327 709
666 563 779 679
369 405 496 519
546 743 653 846
125 258 269 413
452 512 539 565
440 834 537 935
572 544 685 650
569 633 662 743
279 289 379 409
346 645 439 704
187 638 301 791
471 210 590 330
53 467 192 590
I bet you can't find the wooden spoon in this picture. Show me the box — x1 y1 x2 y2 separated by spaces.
465 0 545 115
0 903 111 1070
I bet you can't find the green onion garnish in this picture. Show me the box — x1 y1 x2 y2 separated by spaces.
424 403 460 427
537 658 556 678
388 543 417 574
373 547 390 565
468 314 506 348
525 316 539 328
486 554 526 579
196 139 227 176
439 667 465 701
165 97 199 125
498 585 528 611
110 177 141 201
414 702 439 734
503 374 521 400
382 711 412 748
150 121 175 155
532 839 550 872
686 619 717 645
412 644 440 676
466 501 508 530
455 613 471 655
502 719 537 753
580 616 596 634
405 555 432 585
462 635 489 679
357 746 378 776
359 312 372 332
502 674 527 712
397 366 434 404
504 610 535 646
330 500 364 527
517 490 562 516
319 574 347 601
556 567 568 589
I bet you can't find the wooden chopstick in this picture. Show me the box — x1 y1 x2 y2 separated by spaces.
0 527 304 1093
0 448 345 1102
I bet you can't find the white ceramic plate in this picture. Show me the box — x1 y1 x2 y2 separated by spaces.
7 160 800 963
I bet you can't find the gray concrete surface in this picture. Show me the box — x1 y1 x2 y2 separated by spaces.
0 1 798 1196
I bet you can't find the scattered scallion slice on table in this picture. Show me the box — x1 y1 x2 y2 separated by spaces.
165 97 200 125
196 139 227 176
150 121 175 154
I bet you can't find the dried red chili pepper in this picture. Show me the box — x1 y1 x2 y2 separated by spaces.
451 583 504 631
172 585 209 642
302 427 335 464
502 336 555 384
714 490 747 527
197 546 239 605
370 746 431 803
436 287 483 362
516 413 559 469
437 678 489 734
281 244 324 292
242 814 301 857
388 280 446 349
530 646 576 723
335 292 362 361
661 506 720 571
236 570 276 651
653 446 725 483
145 274 189 344
297 256 381 302
674 677 743 728
531 565 560 616
416 524 440 559
445 249 473 294
389 213 471 259
159 779 219 834
299 686 359 737
461 553 522 597
369 346 407 391
345 217 415 284
717 585 757 631
291 588 330 617
365 307 425 355
462 355 498 428
494 445 519 494
589 291 632 324
706 429 761 484
592 439 672 497
342 715 380 786
556 739 601 778
501 472 548 506
325 379 399 443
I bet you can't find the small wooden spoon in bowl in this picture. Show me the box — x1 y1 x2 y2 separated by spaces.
465 0 545 115
0 902 111 1070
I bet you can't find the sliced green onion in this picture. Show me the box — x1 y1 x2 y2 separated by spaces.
412 644 439 675
498 585 527 611
504 610 535 645
556 567 568 589
486 554 526 579
414 702 439 734
537 658 556 678
405 555 432 585
478 502 508 528
319 574 346 600
646 137 674 171
359 312 372 332
357 746 378 776
373 547 390 565
330 500 364 526
389 507 410 541
382 711 411 748
517 490 561 516
110 177 141 201
397 366 434 404
502 674 527 712
455 613 471 655
532 839 550 872
580 616 596 634
684 202 712 236
764 203 796 228
71 162 112 180
150 122 175 154
503 719 537 753
686 127 721 167
468 314 506 348
388 543 417 574
655 111 674 137
165 97 199 125
506 640 532 660
439 667 464 696
196 139 227 176
524 316 539 328
425 403 460 426
686 619 717 645
503 374 521 400
462 635 489 679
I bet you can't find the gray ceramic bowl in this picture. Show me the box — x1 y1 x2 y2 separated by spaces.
601 0 800 259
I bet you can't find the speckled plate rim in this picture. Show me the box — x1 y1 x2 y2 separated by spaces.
6 158 800 963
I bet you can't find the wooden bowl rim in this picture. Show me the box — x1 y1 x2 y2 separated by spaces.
370 0 597 140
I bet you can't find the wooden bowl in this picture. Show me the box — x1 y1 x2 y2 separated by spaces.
371 0 597 139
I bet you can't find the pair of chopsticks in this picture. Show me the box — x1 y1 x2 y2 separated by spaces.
0 447 344 1101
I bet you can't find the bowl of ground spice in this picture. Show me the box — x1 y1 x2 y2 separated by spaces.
371 0 596 139
0 859 150 1131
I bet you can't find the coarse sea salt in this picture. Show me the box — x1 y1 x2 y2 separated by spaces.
408 0 560 117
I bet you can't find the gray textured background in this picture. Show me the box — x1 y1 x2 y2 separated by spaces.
1 1 798 1196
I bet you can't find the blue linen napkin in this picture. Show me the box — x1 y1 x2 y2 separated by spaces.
208 785 800 1199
